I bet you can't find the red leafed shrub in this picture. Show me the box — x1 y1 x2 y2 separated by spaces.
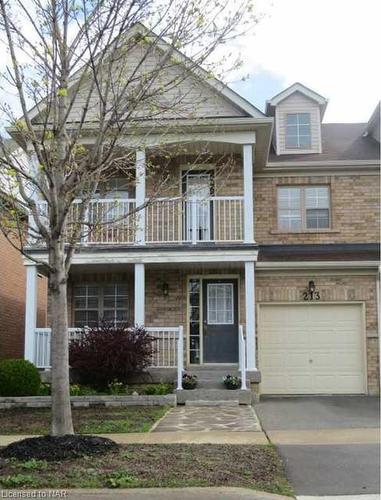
69 322 155 389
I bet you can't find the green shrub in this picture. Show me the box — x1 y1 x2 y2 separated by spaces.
38 382 51 396
69 384 81 396
143 383 173 395
0 359 41 397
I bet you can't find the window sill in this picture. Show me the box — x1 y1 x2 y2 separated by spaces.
269 229 340 235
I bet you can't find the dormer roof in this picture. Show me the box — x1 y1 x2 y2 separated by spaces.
266 82 328 118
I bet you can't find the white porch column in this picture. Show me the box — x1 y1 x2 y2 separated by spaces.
24 264 38 363
243 144 254 243
245 261 257 371
135 149 146 245
134 263 145 325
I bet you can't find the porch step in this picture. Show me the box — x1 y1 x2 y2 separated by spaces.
176 388 252 405
185 400 239 407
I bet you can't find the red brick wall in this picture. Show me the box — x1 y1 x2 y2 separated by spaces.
0 233 47 359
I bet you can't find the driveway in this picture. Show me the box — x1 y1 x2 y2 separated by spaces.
254 396 380 497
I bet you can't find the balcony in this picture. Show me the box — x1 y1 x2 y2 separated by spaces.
36 195 245 246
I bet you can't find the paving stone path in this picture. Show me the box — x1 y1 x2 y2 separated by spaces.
153 406 262 432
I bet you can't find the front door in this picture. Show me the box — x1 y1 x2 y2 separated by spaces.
202 279 238 363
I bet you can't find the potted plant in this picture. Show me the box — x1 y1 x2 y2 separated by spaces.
223 374 241 390
182 373 197 390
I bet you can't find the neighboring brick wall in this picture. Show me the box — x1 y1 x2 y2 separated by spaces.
0 233 47 359
256 273 379 395
254 174 380 244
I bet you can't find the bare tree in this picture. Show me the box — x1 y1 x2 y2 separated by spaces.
0 0 256 435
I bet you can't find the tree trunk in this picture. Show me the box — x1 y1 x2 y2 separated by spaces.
49 245 74 436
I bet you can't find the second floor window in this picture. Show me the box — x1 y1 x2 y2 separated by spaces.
278 186 330 231
286 113 311 149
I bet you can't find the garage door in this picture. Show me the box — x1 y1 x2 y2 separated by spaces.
258 303 366 394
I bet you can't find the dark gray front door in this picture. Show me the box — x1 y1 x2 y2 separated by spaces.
202 279 238 363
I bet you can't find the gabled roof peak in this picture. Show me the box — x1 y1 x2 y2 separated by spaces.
266 82 328 116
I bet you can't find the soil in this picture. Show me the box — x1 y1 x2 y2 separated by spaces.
0 435 119 461
0 444 293 495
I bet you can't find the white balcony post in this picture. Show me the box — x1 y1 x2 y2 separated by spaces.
134 263 145 325
243 144 254 243
135 149 146 245
24 264 38 363
245 261 257 371
191 199 198 244
177 325 184 390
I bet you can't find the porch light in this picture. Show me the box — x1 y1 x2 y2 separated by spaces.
308 280 316 294
158 281 169 297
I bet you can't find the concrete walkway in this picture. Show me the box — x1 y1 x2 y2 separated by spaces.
58 488 292 499
153 405 262 432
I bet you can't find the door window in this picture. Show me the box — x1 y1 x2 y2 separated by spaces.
185 173 211 241
207 283 234 325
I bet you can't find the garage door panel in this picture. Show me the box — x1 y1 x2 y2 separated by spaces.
259 304 365 395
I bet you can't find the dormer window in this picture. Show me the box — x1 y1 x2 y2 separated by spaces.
286 113 311 149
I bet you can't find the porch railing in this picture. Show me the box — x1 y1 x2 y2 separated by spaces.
34 196 244 245
33 326 184 376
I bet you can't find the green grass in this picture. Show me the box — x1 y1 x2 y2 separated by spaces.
0 444 294 495
0 406 169 435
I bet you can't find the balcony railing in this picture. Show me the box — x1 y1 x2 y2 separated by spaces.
35 196 244 245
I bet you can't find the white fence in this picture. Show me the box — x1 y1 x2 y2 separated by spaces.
33 326 184 373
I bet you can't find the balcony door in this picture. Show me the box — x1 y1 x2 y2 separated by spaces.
183 171 213 242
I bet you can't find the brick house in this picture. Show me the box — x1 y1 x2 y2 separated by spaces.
11 28 380 397
0 231 47 359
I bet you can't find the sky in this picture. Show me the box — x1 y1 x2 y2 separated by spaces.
0 0 379 126
230 0 381 123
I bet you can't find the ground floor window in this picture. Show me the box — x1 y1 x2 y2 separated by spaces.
73 283 129 327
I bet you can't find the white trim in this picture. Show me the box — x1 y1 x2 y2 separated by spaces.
245 261 256 370
24 265 38 362
243 144 254 243
134 263 145 325
266 82 327 110
25 248 258 265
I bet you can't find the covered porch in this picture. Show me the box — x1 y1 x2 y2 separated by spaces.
24 259 258 387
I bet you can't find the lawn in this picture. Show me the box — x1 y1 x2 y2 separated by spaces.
0 407 169 435
0 444 293 495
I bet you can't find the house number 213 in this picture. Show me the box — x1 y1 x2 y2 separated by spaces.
303 290 320 301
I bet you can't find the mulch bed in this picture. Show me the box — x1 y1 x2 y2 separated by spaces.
0 435 119 461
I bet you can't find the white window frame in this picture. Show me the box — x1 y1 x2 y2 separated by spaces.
277 185 331 232
285 113 311 149
207 283 234 325
73 283 130 327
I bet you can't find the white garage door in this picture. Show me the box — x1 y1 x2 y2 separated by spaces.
258 303 366 394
